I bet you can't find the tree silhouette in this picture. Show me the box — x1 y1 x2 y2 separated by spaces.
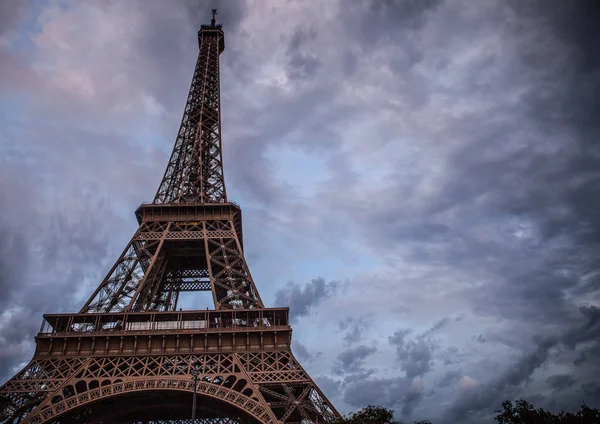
335 400 600 424
334 405 432 424
495 399 600 423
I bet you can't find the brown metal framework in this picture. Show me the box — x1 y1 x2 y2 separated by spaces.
0 15 339 424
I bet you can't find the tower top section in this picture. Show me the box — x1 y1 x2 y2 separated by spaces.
199 8 224 53
153 9 227 205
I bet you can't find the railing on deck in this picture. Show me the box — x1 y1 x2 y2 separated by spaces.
137 200 240 208
39 308 289 337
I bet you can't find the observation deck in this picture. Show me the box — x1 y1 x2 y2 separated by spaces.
135 201 244 250
35 308 291 358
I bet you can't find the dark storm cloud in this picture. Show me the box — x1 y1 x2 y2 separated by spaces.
445 337 557 422
330 0 599 315
439 346 468 366
422 318 449 338
285 26 321 81
434 2 600 418
573 337 600 371
445 0 600 316
333 345 377 375
274 277 339 321
338 325 445 415
446 305 600 422
565 306 600 348
437 370 461 388
339 317 371 346
343 369 376 384
401 387 425 417
546 374 576 392
346 0 442 45
581 382 600 399
389 330 436 379
0 309 40 367
309 0 600 418
343 375 424 416
0 173 114 381
0 169 108 307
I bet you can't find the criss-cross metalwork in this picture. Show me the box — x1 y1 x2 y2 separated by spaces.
0 15 339 424
154 23 226 205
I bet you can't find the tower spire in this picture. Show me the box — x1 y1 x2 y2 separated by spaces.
211 8 217 26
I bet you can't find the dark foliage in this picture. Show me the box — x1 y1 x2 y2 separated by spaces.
495 400 600 424
334 405 431 424
336 400 600 424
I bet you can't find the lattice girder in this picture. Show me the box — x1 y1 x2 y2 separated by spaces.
79 216 262 313
154 26 226 205
1 347 336 424
123 420 245 424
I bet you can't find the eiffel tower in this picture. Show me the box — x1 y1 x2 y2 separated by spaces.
0 12 339 424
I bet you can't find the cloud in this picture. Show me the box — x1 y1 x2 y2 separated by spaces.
581 382 600 399
291 340 312 362
546 374 576 392
422 317 450 338
445 304 600 422
389 329 437 379
437 370 461 388
0 164 120 381
314 375 345 405
339 317 371 346
274 277 339 321
334 325 443 416
333 345 377 375
344 0 442 47
343 376 424 416
458 376 479 391
285 26 321 81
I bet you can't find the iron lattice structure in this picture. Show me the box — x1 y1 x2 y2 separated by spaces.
0 16 339 424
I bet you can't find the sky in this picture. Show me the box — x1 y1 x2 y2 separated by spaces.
0 0 599 423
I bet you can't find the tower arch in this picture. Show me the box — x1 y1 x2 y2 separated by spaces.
23 379 273 424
